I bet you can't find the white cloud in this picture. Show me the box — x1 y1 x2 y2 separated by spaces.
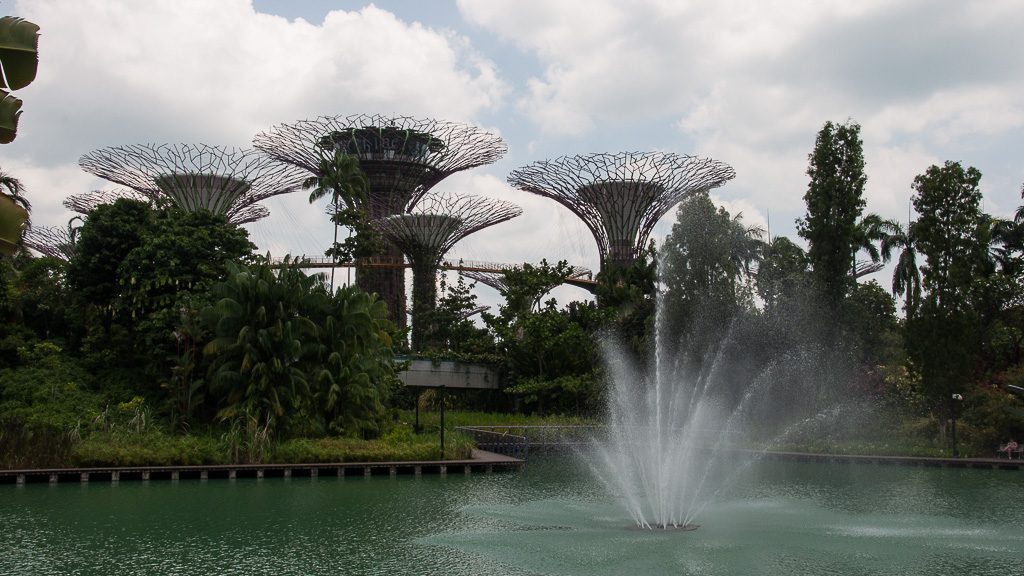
459 0 1024 245
8 0 506 229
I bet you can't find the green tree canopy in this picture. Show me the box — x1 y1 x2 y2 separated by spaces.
659 191 762 360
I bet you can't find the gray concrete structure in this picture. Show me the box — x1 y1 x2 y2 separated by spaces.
398 358 499 389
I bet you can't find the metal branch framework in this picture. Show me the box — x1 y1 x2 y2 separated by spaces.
22 225 77 261
508 152 736 269
372 192 521 350
463 265 592 295
254 114 507 329
63 188 154 215
78 144 307 224
253 114 508 217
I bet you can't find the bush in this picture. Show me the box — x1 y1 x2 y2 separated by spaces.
0 342 103 468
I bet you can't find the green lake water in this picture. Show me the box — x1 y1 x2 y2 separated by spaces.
2 458 1023 575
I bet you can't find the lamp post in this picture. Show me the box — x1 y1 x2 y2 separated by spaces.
951 393 964 458
439 385 446 459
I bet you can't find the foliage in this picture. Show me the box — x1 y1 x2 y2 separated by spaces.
660 191 762 361
594 243 657 354
486 298 607 415
907 161 987 420
502 259 577 315
0 16 40 144
0 341 102 467
272 428 474 463
118 208 255 313
842 280 902 368
755 236 810 312
878 219 922 315
6 255 72 341
71 431 225 467
417 272 493 354
796 120 866 308
66 198 154 310
911 161 987 311
201 259 395 438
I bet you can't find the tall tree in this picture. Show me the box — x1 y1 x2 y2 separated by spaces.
796 120 867 307
907 161 987 439
911 161 985 311
303 151 371 291
660 191 763 359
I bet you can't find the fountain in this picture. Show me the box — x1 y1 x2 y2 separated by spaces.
588 284 844 531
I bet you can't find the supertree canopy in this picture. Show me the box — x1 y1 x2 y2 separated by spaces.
78 144 307 224
253 114 508 328
372 192 521 351
507 152 736 270
63 188 152 215
22 223 78 261
463 265 592 297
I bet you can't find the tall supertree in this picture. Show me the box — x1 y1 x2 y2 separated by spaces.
78 144 307 225
371 192 521 351
507 152 736 271
253 114 508 329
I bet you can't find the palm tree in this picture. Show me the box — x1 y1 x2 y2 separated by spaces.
850 213 888 278
878 219 922 315
0 169 28 210
302 151 368 291
987 216 1022 276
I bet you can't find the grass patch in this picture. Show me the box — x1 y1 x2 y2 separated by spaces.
71 431 227 467
273 429 474 463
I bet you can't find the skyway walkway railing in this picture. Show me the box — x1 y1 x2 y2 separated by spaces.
267 256 598 286
456 425 605 460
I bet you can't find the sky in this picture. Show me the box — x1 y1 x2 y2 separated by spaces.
5 0 1024 310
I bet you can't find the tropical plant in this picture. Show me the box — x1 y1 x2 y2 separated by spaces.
309 284 395 436
201 258 396 437
303 151 370 290
0 16 39 144
876 218 922 316
201 259 318 435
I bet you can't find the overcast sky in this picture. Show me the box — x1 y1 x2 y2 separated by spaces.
5 0 1024 310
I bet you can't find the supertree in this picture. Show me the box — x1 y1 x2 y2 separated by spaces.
507 152 736 271
78 144 307 225
371 192 521 350
22 222 79 261
253 114 507 329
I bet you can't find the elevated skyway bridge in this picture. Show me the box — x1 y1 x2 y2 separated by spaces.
268 255 598 289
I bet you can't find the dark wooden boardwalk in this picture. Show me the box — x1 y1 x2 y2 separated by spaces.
0 449 524 486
